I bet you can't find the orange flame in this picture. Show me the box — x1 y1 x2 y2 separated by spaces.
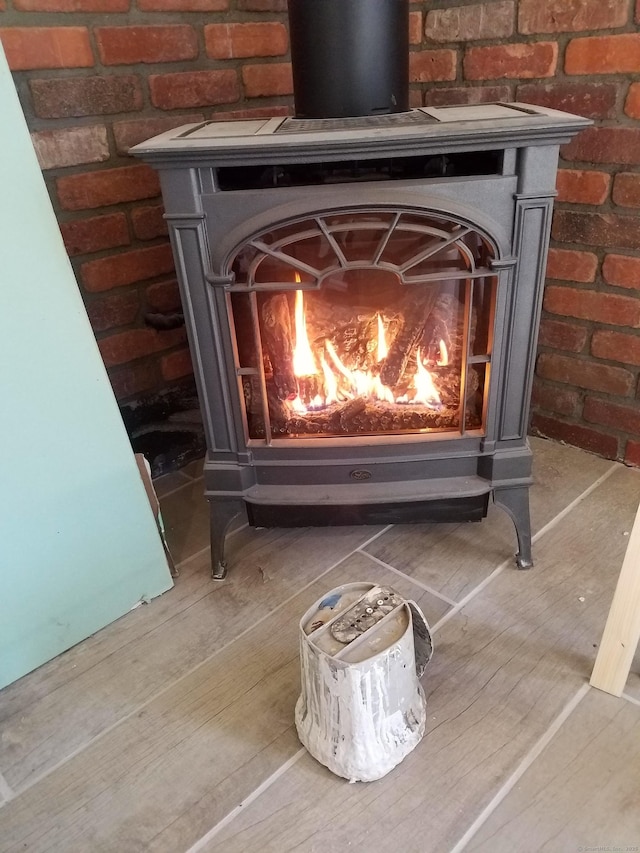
293 287 317 377
287 286 442 413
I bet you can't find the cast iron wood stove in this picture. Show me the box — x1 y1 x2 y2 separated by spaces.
133 103 588 578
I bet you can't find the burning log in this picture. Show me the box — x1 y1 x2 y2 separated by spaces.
262 294 297 399
379 287 439 387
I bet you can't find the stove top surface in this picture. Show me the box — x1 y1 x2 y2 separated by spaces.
130 103 591 164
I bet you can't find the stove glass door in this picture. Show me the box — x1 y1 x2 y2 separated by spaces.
228 209 497 442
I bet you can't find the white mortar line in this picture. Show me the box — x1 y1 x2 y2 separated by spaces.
622 692 640 708
0 770 15 804
448 682 591 853
432 463 620 634
184 748 307 853
13 526 392 798
357 549 458 606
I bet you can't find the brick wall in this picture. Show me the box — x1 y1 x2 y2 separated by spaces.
1 0 639 466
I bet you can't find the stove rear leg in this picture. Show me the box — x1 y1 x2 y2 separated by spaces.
493 486 533 569
208 498 245 580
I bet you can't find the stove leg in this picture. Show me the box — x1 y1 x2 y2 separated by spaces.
208 498 245 580
493 487 533 569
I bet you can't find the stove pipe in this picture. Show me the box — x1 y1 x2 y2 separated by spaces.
287 0 410 119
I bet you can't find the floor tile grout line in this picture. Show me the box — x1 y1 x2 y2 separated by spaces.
448 682 591 853
527 462 619 545
356 549 458 606
183 748 308 853
172 522 249 572
431 463 620 634
155 474 204 501
11 526 392 799
0 769 15 804
622 692 640 708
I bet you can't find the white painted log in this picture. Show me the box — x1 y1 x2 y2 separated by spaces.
295 582 431 783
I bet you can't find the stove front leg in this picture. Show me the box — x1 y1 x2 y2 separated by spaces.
208 498 245 580
493 486 533 569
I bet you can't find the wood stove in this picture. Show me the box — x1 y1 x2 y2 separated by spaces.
132 103 589 578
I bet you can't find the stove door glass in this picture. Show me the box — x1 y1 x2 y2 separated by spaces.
228 209 497 442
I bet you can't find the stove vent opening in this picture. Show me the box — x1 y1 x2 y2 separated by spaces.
288 0 409 119
216 150 504 192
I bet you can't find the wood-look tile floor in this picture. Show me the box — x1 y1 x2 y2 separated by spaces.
1 437 639 852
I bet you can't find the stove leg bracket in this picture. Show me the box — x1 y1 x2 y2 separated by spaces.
493 486 533 570
208 498 245 580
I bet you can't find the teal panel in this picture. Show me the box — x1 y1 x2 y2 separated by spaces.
0 44 174 690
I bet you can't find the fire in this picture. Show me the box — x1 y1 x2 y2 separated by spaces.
413 348 442 408
289 288 442 414
438 338 449 367
293 288 318 377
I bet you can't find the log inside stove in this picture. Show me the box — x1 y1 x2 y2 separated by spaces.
245 287 478 437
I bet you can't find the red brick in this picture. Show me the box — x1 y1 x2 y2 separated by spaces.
139 0 226 8
624 439 640 467
584 397 640 435
150 70 239 109
242 63 293 97
555 170 610 205
530 414 619 459
612 173 640 209
131 205 168 241
637 0 640 22
14 0 127 9
537 352 633 395
546 248 598 283
592 330 640 365
81 244 175 292
31 125 109 171
409 89 424 108
0 27 93 71
113 114 204 154
146 279 182 313
99 327 186 367
519 0 628 34
57 165 160 211
626 83 640 119
602 255 640 290
424 85 512 107
161 347 193 381
531 379 581 417
236 0 286 8
544 285 640 327
60 213 130 256
566 34 640 75
86 291 139 333
538 317 588 352
464 42 557 80
409 12 422 46
95 26 197 66
30 76 143 119
204 23 288 60
552 211 640 251
409 50 457 83
517 82 618 120
563 127 640 166
109 361 158 400
425 2 514 42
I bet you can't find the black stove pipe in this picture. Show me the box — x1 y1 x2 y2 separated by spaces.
287 0 410 119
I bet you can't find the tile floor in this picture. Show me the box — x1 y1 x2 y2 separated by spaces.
0 437 639 852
